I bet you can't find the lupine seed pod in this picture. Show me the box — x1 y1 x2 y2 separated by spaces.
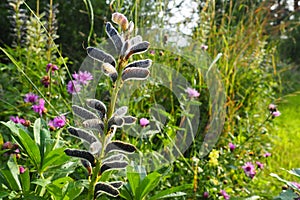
72 105 98 120
89 141 102 154
124 59 152 70
120 40 130 58
103 154 126 163
68 127 97 144
106 22 124 54
64 149 96 167
86 99 107 119
109 181 123 189
113 106 128 117
81 159 92 175
125 41 150 60
129 35 142 46
127 21 134 33
100 161 128 174
87 47 116 67
112 12 129 31
101 63 118 82
123 116 137 125
108 116 124 129
83 119 104 132
105 141 136 154
122 68 150 81
94 182 119 198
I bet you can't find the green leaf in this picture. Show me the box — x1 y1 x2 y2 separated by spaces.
0 158 21 191
18 128 41 169
62 181 84 200
20 168 30 192
34 118 41 146
135 171 161 200
41 147 69 172
1 121 20 136
46 184 63 199
148 184 192 200
274 189 298 200
32 178 51 187
126 166 141 197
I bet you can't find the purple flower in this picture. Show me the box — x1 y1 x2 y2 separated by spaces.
72 71 93 85
24 93 39 103
149 50 155 55
242 162 256 179
272 111 281 118
10 116 26 125
203 191 209 198
67 80 82 94
229 143 236 151
41 75 50 87
2 141 13 149
256 161 264 169
268 104 277 112
220 190 230 200
140 118 149 127
263 152 271 157
32 99 46 116
19 166 25 174
201 44 208 50
48 115 66 129
185 87 200 98
292 182 300 189
46 63 59 73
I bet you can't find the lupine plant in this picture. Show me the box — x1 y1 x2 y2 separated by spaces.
63 12 153 199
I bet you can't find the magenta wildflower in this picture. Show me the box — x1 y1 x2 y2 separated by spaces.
220 190 230 200
263 152 271 157
41 75 50 87
201 44 208 50
67 80 82 94
72 71 93 85
10 116 26 125
19 166 25 174
292 182 300 189
32 98 46 116
48 115 66 129
203 191 209 198
242 162 256 179
268 104 277 112
185 87 200 98
24 92 39 103
139 118 149 127
229 142 236 151
272 111 281 118
256 161 264 169
149 50 155 55
46 63 59 73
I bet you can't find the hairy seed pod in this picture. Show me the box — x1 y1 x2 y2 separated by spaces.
100 161 128 174
103 154 126 163
129 35 142 46
108 116 124 129
94 182 119 198
122 68 150 81
83 119 104 132
112 12 129 31
113 106 128 117
72 105 98 120
106 22 123 53
81 159 92 175
87 47 116 67
123 116 137 125
89 141 102 154
125 41 150 60
68 127 97 144
86 99 107 119
127 21 134 33
64 149 95 166
124 59 152 70
109 181 123 189
101 63 118 82
105 141 136 154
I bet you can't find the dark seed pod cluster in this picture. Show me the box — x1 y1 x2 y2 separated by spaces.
65 12 152 198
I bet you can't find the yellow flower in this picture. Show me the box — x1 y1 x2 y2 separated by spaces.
208 149 220 166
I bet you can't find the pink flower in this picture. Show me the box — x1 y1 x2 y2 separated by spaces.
32 99 46 116
72 71 93 85
24 93 39 103
229 143 236 151
67 80 82 94
10 116 26 125
263 152 271 157
48 115 66 129
268 104 277 112
272 111 281 118
46 63 59 73
256 161 264 169
19 166 25 174
220 190 230 200
185 87 200 98
140 118 149 127
149 50 155 55
203 191 209 198
201 44 208 50
242 162 256 179
292 182 300 189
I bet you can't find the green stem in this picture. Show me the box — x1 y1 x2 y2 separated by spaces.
87 160 101 200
